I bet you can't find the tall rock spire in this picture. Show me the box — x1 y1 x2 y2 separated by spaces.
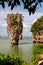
7 13 23 45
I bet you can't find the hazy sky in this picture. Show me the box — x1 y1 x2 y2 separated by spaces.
0 2 43 37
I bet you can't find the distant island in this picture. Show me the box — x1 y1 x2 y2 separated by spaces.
0 35 32 39
0 36 8 38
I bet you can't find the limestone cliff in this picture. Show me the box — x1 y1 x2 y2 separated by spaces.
32 30 43 43
7 13 23 44
31 16 43 43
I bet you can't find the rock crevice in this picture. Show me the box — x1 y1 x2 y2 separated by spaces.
32 30 43 43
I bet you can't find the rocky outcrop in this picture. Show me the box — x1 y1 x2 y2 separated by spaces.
31 16 43 43
7 13 23 44
32 30 43 43
38 54 43 65
38 60 43 65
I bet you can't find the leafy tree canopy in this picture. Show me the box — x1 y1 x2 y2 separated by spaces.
0 0 43 15
31 16 43 33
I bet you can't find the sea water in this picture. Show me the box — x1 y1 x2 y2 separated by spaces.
0 38 33 63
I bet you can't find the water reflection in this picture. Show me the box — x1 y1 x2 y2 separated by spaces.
8 43 33 63
8 45 22 57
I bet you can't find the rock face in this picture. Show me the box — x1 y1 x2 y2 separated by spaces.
32 30 43 43
31 16 43 43
38 54 43 65
38 60 43 65
7 13 23 44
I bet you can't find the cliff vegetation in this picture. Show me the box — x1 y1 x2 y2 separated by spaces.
31 16 43 33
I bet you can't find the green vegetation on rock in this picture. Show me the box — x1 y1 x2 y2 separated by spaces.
11 18 18 26
31 43 43 65
31 16 43 33
0 54 28 65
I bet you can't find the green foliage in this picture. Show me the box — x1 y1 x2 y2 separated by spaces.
11 18 18 26
31 16 43 33
0 54 27 65
13 27 18 32
31 43 43 65
0 0 43 15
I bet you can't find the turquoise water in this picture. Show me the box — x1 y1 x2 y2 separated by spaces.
0 38 33 63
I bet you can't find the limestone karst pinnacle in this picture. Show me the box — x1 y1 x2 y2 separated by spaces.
7 13 23 44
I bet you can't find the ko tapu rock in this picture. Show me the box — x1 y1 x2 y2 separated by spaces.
31 16 43 43
7 13 23 45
